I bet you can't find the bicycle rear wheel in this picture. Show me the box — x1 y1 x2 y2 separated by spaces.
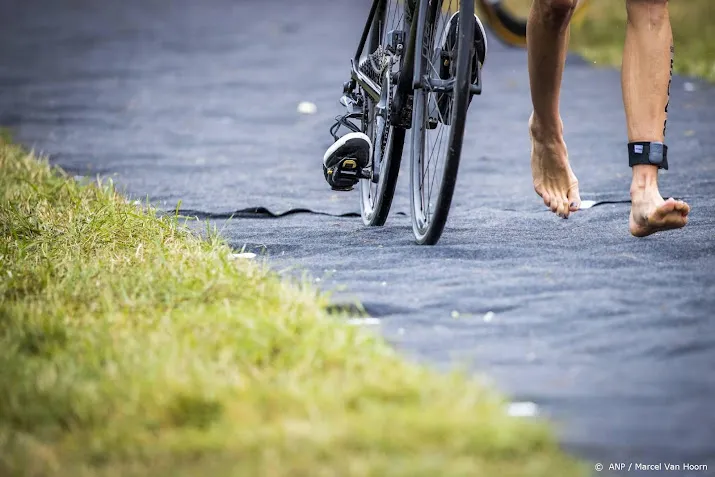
409 0 475 245
359 0 407 226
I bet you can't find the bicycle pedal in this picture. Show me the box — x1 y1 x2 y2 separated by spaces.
324 157 370 191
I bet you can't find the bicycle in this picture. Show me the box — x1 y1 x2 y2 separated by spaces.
329 0 484 245
327 0 589 245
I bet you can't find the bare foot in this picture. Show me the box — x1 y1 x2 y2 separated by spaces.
629 188 690 237
529 114 581 218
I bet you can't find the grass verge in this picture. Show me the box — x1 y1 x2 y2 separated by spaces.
503 0 715 82
571 0 715 82
0 138 586 476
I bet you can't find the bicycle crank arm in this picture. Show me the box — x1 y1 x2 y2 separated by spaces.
353 165 377 183
364 167 379 183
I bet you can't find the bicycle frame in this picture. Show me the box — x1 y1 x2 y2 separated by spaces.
349 0 480 122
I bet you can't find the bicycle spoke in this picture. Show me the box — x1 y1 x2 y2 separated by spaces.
428 124 448 215
410 0 472 244
423 122 444 192
417 1 458 222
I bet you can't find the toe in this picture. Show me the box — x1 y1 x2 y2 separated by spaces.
548 196 560 214
654 199 677 219
567 185 581 211
648 199 688 229
673 200 691 216
534 183 545 198
556 197 570 219
541 191 551 208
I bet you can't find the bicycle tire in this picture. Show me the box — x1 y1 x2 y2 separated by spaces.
359 0 407 227
409 0 474 245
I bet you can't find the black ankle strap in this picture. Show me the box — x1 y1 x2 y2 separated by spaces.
628 142 668 170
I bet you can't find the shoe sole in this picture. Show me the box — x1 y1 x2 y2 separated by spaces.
323 132 372 169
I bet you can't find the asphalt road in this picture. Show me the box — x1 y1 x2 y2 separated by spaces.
2 1 714 475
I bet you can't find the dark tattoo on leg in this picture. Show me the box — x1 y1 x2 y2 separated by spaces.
664 43 673 137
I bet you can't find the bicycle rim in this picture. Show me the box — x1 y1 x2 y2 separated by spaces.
409 0 474 245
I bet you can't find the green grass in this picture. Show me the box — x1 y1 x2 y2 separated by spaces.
502 0 715 82
0 138 585 476
570 0 715 82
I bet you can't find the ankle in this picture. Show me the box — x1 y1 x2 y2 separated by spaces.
630 165 660 195
529 114 564 142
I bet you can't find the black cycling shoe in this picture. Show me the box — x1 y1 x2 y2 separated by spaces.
323 132 372 191
434 11 488 124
